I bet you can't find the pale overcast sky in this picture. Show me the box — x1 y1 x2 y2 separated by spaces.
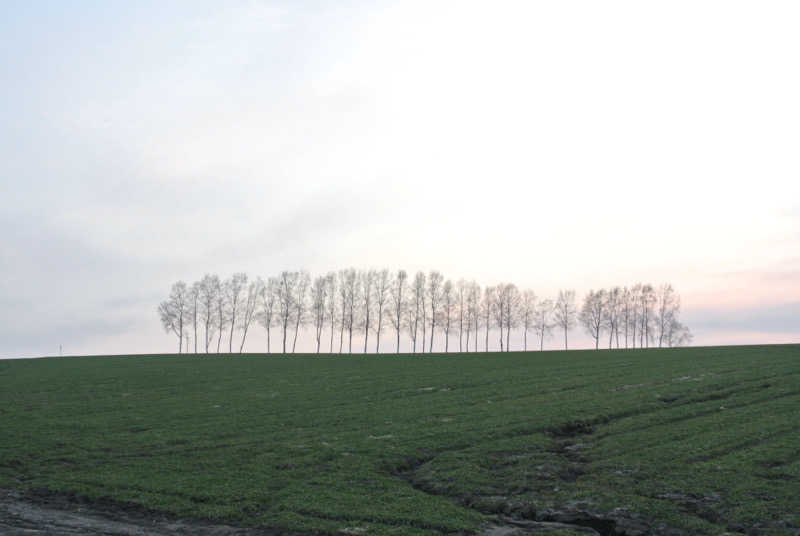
2 1 799 357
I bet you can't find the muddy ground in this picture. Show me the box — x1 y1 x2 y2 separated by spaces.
0 489 298 536
0 489 620 536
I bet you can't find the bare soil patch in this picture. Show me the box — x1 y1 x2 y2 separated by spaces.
0 489 305 536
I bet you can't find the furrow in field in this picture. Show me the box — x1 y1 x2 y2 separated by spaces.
591 396 800 467
687 425 800 464
292 508 469 535
597 389 800 439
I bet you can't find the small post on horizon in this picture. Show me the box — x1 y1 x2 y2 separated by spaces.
59 344 62 357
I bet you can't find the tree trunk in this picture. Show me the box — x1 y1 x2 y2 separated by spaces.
363 308 370 353
641 315 646 348
239 325 248 353
292 314 300 353
396 321 401 354
412 315 417 353
229 313 235 353
499 324 504 352
641 309 645 348
623 313 627 348
421 313 426 353
376 314 382 353
498 307 504 352
459 311 463 352
429 319 435 353
217 313 223 353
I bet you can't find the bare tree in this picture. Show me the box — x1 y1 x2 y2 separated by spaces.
483 286 495 352
159 281 190 353
360 269 376 353
423 271 445 353
655 283 682 348
276 271 297 354
466 282 481 352
520 290 536 351
464 288 472 352
534 298 554 351
665 317 692 347
189 282 200 353
343 268 359 353
374 268 390 353
629 284 642 349
503 284 520 352
215 283 228 353
456 280 467 351
311 275 328 353
492 285 506 351
554 290 577 350
238 279 262 353
441 279 454 352
604 286 622 349
639 284 656 348
325 272 337 353
225 273 248 353
291 271 310 353
580 289 606 350
410 272 425 353
620 287 633 349
198 274 220 353
337 270 350 353
258 277 277 353
389 269 407 353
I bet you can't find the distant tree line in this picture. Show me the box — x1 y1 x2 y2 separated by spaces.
158 270 691 354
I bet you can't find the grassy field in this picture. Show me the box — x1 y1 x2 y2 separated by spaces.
1 346 798 535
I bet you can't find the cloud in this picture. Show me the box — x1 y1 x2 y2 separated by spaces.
2 2 799 356
0 213 166 357
684 302 800 334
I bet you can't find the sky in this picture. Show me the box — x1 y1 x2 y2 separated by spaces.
1 1 799 358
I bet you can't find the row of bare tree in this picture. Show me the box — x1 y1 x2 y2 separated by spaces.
158 270 690 354
578 284 691 350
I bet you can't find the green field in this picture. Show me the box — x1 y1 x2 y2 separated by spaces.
1 346 799 535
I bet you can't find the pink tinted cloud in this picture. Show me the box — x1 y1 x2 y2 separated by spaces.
692 330 799 347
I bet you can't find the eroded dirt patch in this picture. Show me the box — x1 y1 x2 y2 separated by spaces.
0 489 303 535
